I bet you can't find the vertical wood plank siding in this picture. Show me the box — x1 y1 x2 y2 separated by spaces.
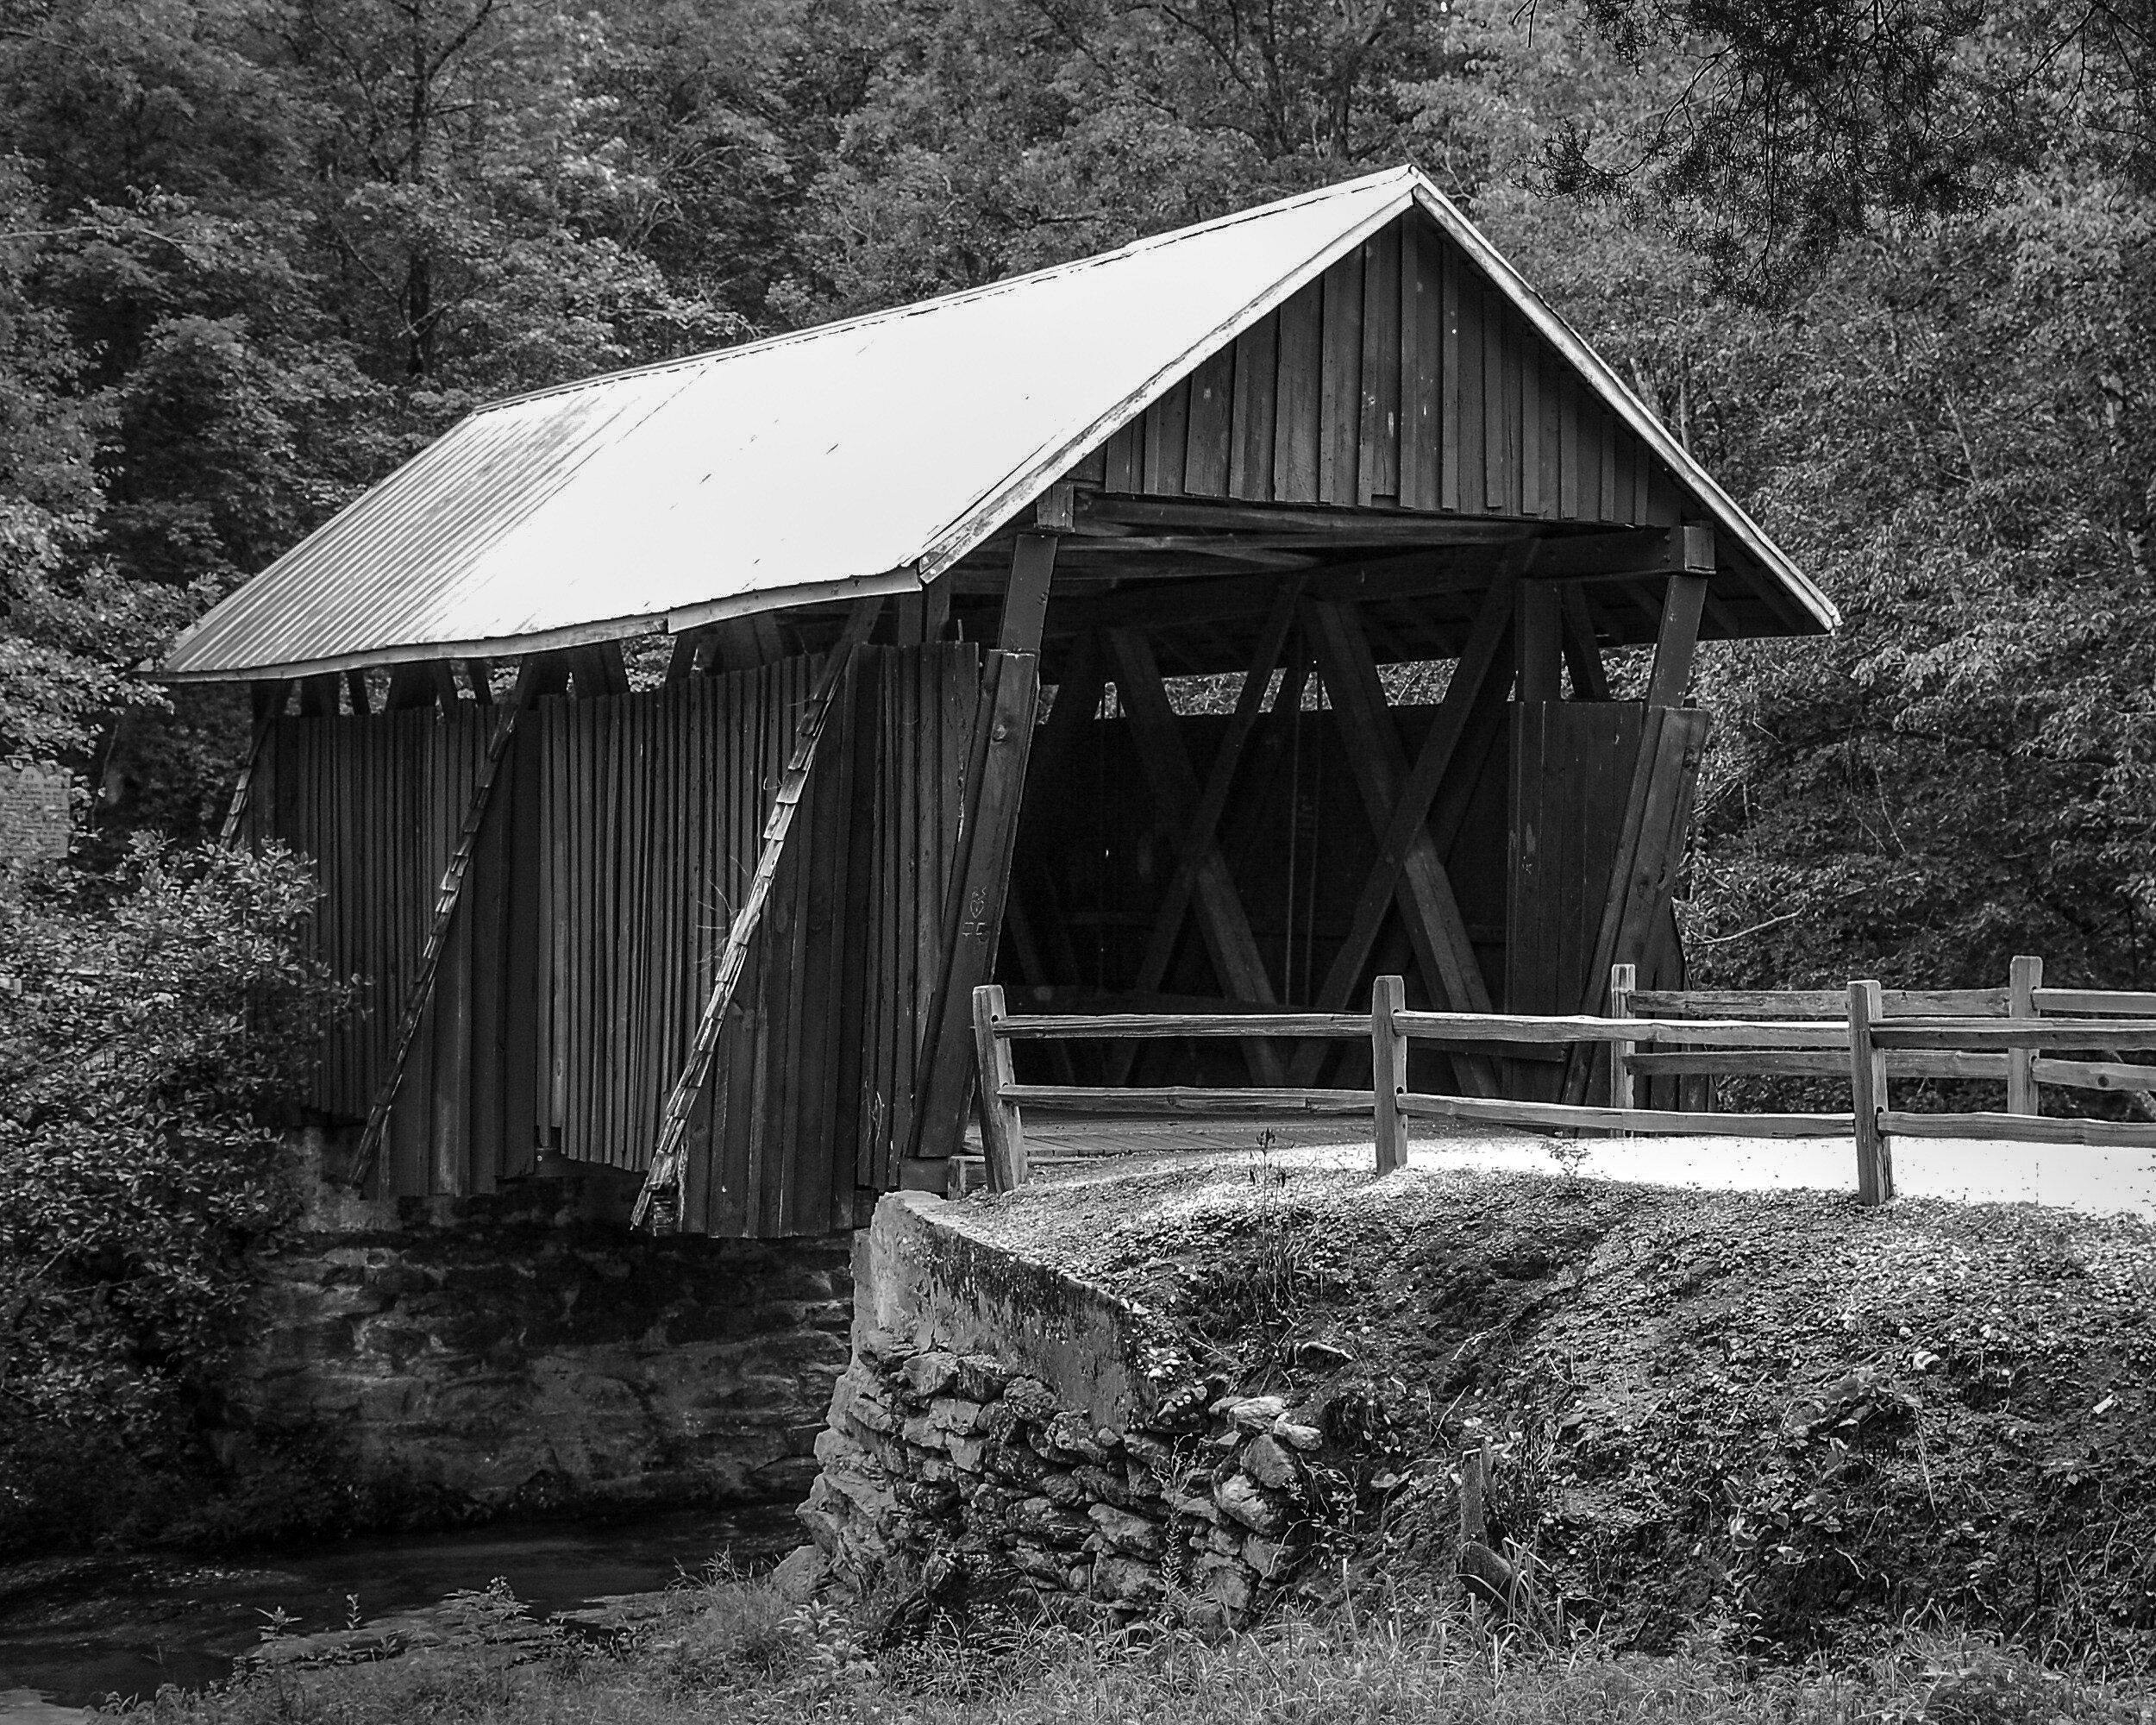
1094 210 1664 527
250 643 988 1237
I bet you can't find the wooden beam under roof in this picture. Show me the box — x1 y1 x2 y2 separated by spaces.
1521 523 1714 582
1075 492 1531 543
964 511 1802 676
1054 536 1322 569
1044 545 1503 635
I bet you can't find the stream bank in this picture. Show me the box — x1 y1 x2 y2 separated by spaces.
0 1502 798 1712
5 1143 856 1562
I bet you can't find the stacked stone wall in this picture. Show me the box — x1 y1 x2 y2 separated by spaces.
799 1194 1333 1628
218 1138 854 1532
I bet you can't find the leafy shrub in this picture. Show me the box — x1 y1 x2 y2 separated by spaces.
0 837 348 1552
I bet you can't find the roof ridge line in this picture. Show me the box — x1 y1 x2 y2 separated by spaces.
909 173 1426 585
476 166 1423 417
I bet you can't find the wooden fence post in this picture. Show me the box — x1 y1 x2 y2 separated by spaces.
1849 979 1893 1204
1371 974 1409 1173
972 984 1026 1192
1608 962 1638 1127
2008 954 2042 1115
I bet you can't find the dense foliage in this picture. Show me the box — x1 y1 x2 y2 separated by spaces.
0 0 2143 990
0 841 346 1550
3 0 2156 1538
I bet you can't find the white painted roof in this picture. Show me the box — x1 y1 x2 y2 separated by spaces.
163 166 1832 680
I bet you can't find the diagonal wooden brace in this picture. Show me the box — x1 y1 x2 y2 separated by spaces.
1289 574 1518 1086
1303 601 1501 1096
1108 586 1301 1084
1106 629 1287 1086
218 679 291 849
351 659 542 1192
632 599 883 1229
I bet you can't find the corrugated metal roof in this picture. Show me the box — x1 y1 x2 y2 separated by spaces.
162 166 1833 681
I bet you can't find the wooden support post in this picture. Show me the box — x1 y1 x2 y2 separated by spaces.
972 984 1026 1190
1009 634 1105 1086
631 599 884 1229
343 669 372 715
664 630 703 682
298 673 338 716
1558 586 1610 700
1370 973 1408 1173
569 641 630 697
1516 582 1563 705
524 650 573 698
2008 954 2042 1115
906 534 1061 1170
706 615 785 672
906 650 1044 1164
1646 570 1710 709
386 662 437 710
896 580 953 647
1849 979 1893 1205
1001 535 1057 651
1608 962 1637 1123
1034 480 1077 533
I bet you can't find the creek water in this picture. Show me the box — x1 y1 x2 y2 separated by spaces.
0 1502 799 1716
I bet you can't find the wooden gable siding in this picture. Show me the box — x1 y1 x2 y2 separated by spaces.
251 643 988 1238
1069 210 1683 528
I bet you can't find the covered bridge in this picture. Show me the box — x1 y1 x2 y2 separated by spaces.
163 165 1835 1236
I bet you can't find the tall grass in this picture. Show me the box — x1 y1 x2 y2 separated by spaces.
100 1569 2148 1725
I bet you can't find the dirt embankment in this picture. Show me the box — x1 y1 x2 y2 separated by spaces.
948 1153 2156 1674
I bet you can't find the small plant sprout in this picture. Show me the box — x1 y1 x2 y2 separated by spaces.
1545 1132 1591 1178
255 1603 298 1643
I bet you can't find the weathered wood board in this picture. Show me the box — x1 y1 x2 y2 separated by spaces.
249 643 989 1235
1094 207 1669 530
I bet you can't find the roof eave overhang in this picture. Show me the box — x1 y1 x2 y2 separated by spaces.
156 567 923 684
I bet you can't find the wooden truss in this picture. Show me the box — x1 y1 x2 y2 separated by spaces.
995 572 1535 1095
993 533 1719 1113
904 533 1060 1167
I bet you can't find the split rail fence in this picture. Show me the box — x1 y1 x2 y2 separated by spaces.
969 956 2156 1205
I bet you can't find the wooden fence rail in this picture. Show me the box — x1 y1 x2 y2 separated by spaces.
969 955 2156 1204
